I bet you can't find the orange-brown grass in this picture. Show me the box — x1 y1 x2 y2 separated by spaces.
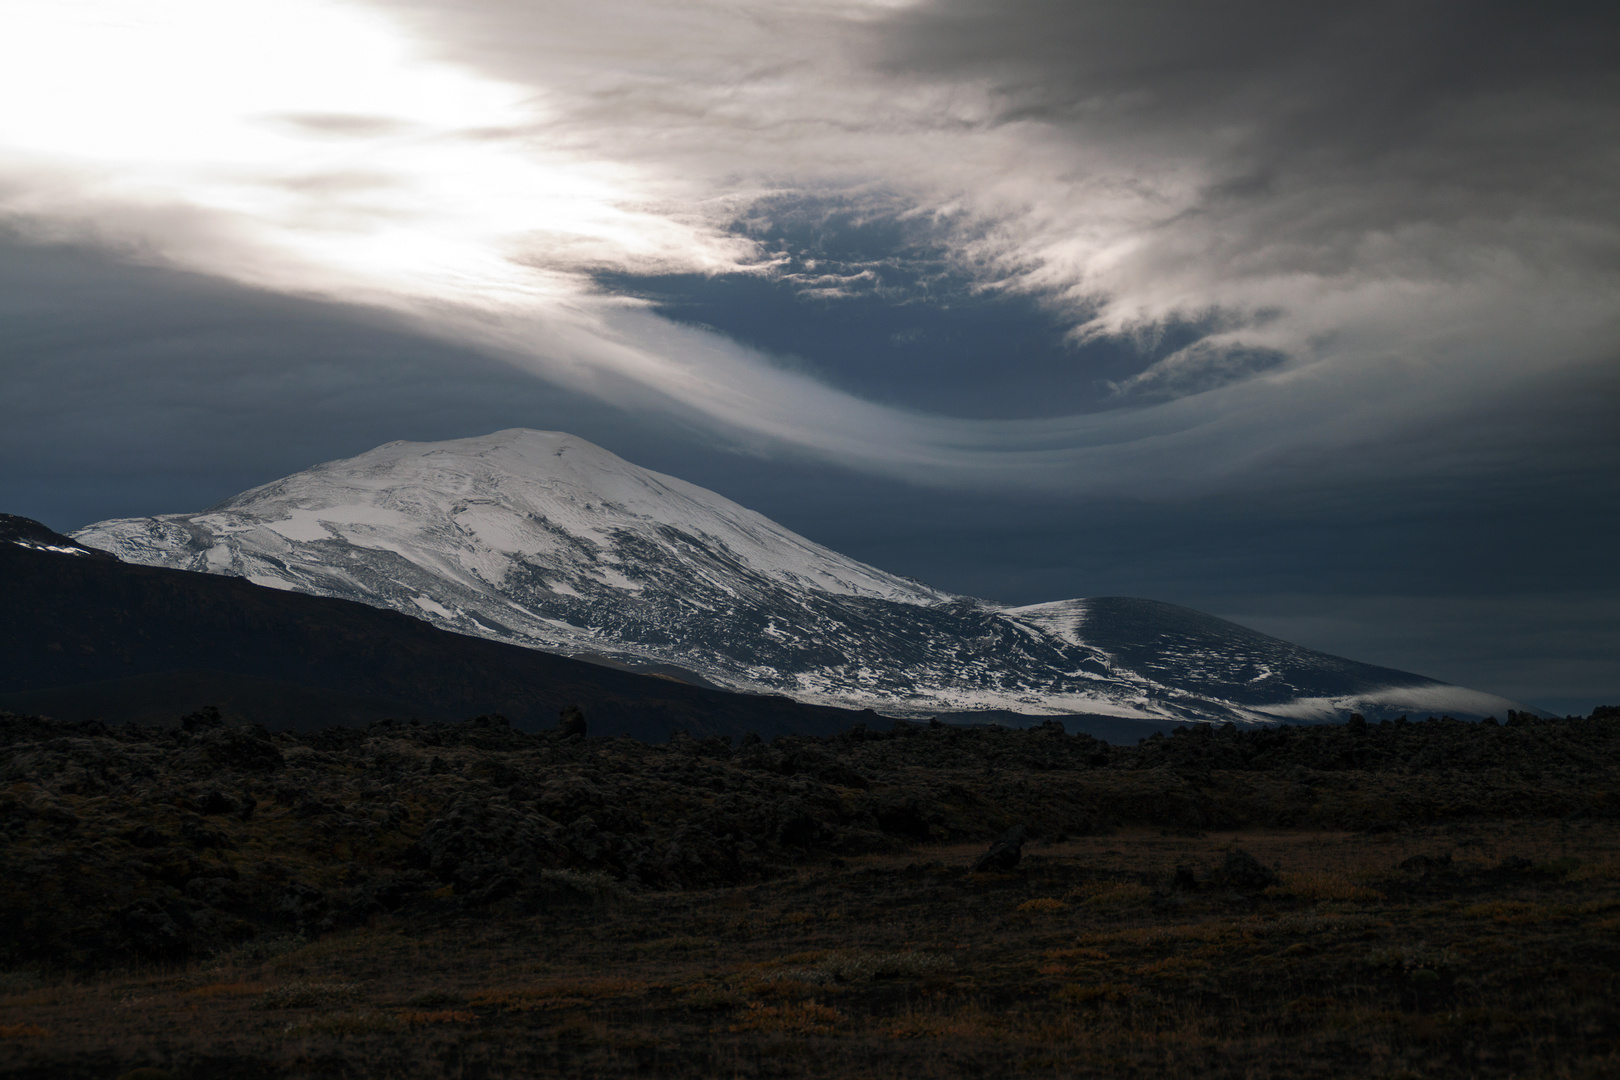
1461 900 1547 923
1076 921 1228 948
0 989 65 1009
1570 859 1620 882
180 981 267 999
739 976 822 1001
727 1000 844 1036
0 1024 50 1039
881 1004 1007 1041
283 1011 403 1035
1065 881 1153 908
1132 954 1210 979
1266 870 1383 902
1053 981 1136 1003
396 1009 476 1025
469 978 654 1011
1042 947 1110 962
1016 897 1070 914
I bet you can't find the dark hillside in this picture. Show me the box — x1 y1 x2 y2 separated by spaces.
0 529 868 741
1076 596 1452 706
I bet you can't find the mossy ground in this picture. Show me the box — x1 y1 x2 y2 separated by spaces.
3 709 1619 1077
2 822 1618 1078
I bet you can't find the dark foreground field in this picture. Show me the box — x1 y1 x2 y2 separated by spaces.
3 709 1618 1078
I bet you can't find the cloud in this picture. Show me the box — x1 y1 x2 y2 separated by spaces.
270 113 419 138
1225 591 1620 715
1108 340 1288 402
1 0 1615 497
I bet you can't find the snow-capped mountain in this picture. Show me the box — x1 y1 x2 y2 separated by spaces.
75 430 1532 724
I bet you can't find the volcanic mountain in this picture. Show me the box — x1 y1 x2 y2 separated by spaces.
75 430 1531 724
0 513 873 740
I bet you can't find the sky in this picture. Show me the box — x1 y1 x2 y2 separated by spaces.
1 0 1616 715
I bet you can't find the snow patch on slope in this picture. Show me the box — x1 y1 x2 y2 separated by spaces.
75 429 1536 724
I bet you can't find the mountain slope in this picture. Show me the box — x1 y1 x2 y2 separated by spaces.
0 517 874 740
74 430 1533 724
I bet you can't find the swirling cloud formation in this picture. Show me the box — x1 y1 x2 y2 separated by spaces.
2 0 1615 493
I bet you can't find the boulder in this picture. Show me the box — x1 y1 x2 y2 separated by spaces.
971 825 1027 873
558 705 587 739
1219 848 1278 892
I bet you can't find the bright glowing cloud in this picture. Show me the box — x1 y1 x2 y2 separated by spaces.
0 0 753 307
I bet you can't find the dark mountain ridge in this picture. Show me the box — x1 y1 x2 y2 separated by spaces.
0 517 881 741
0 514 1535 743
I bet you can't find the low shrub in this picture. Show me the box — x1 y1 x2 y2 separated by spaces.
679 983 748 1010
258 981 361 1009
728 1000 844 1036
1054 982 1135 1003
182 981 266 999
539 868 630 903
1267 871 1382 902
281 1011 402 1035
0 973 39 996
1042 948 1109 963
404 989 466 1007
813 950 952 982
1017 898 1070 915
882 1007 1005 1040
631 936 718 954
1461 900 1544 924
742 974 823 1000
1132 955 1208 979
205 934 307 970
1066 883 1152 908
1569 860 1620 883
1364 945 1459 973
470 978 653 1011
397 1009 476 1025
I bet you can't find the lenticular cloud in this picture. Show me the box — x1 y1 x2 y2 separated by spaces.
2 0 1614 495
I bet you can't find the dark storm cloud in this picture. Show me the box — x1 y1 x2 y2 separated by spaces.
881 1 1619 207
886 6 1611 311
869 0 1620 316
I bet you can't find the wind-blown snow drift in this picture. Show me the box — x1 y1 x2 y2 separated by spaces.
76 430 1531 724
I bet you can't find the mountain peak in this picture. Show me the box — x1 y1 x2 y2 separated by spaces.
354 428 612 465
74 431 1535 724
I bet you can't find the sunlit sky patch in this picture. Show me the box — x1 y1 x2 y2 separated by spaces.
0 0 750 308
